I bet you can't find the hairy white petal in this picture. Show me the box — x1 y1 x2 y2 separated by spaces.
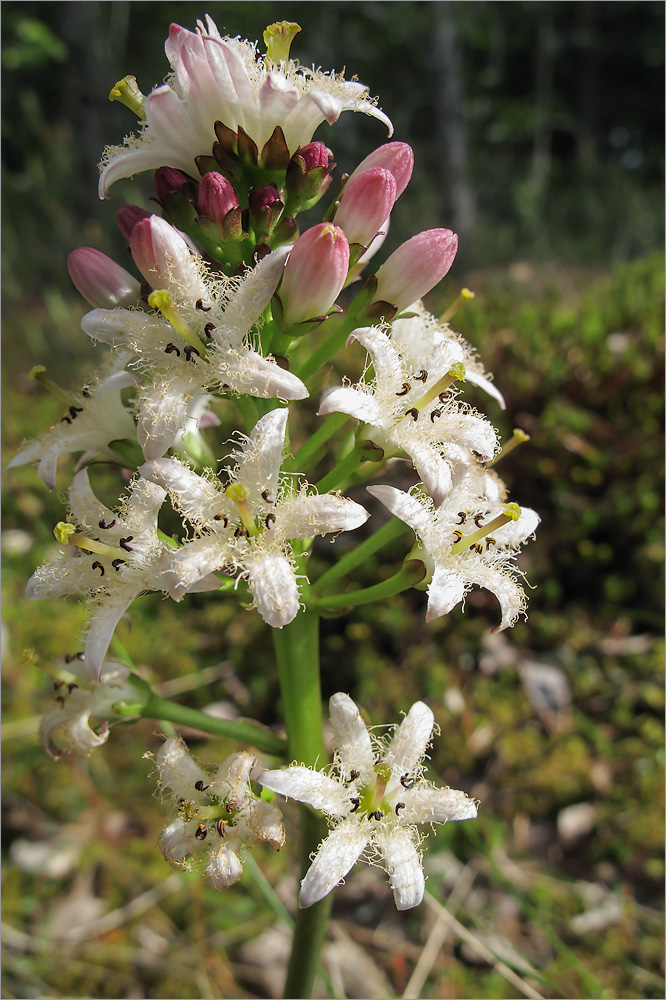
155 736 210 800
272 493 369 543
206 846 244 889
401 784 478 824
244 550 300 628
329 693 375 783
259 766 349 817
299 821 370 908
160 819 195 865
213 247 290 346
367 486 435 542
494 507 541 546
318 386 382 424
374 826 424 910
463 562 526 632
385 701 434 776
425 564 467 622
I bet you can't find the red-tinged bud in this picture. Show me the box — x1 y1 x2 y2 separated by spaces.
334 167 397 248
197 171 240 226
116 205 152 242
154 167 191 206
347 142 414 199
249 184 283 244
130 215 206 299
67 248 141 308
298 142 330 171
372 229 458 311
279 223 350 326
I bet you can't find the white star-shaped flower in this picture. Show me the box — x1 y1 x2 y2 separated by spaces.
39 653 140 759
260 693 477 910
140 407 369 628
152 736 285 889
81 228 307 460
99 16 392 197
7 352 137 490
319 325 498 505
367 481 540 631
26 469 219 680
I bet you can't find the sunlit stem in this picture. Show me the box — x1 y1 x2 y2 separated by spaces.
225 483 260 536
108 75 146 119
148 290 207 355
30 366 78 406
449 503 521 554
263 21 301 65
486 428 530 467
439 287 475 324
53 522 125 559
312 516 410 594
410 363 466 413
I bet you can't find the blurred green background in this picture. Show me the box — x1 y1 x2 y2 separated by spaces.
2 3 664 999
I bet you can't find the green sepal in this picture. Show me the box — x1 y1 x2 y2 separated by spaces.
259 125 290 172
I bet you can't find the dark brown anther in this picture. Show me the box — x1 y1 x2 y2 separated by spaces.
415 369 428 382
368 809 383 821
61 416 72 424
395 801 406 815
216 819 227 837
69 406 84 419
472 543 483 554
485 537 496 550
396 382 411 396
234 526 249 538
119 536 134 552
406 407 419 420
350 797 361 813
195 824 208 841
261 490 274 504
204 322 215 337
214 514 229 526
111 558 127 570
265 513 276 528
456 512 468 525
82 388 92 398
452 530 463 543
165 342 180 356
194 779 209 792
438 392 448 404
91 560 105 576
400 775 415 789
67 683 79 694
98 518 117 529
348 769 360 781
184 345 200 362
474 514 485 528
195 299 212 312
430 408 442 422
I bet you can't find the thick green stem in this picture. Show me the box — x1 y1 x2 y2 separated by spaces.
295 312 362 384
273 591 330 997
314 444 367 493
289 412 349 471
313 516 411 594
311 564 422 610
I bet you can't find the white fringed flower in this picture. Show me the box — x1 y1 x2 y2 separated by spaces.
81 230 307 459
367 483 540 631
152 736 285 889
99 16 392 197
40 654 139 759
26 469 219 680
140 408 369 628
260 693 477 910
7 353 137 490
319 325 498 505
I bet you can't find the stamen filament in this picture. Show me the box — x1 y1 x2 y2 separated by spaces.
109 76 146 120
53 522 126 559
410 363 465 413
450 503 521 554
439 287 475 324
486 428 530 467
148 290 206 355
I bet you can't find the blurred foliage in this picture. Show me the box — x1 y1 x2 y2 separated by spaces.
1 2 664 998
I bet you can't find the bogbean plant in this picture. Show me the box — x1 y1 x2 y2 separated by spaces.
11 18 539 998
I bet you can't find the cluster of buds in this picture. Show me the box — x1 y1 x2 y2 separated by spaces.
10 15 539 909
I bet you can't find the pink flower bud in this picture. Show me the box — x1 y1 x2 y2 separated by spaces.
197 171 240 224
295 142 330 172
373 229 458 311
280 223 350 325
67 248 141 308
249 184 282 213
334 167 397 247
116 205 152 242
348 142 414 199
130 215 206 299
154 167 190 206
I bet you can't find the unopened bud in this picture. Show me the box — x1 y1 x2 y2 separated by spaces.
373 229 458 311
116 205 152 242
130 216 206 299
154 167 191 207
279 223 350 326
334 167 397 248
347 142 414 199
249 184 283 244
198 172 240 226
67 248 141 308
298 142 330 172
285 142 333 213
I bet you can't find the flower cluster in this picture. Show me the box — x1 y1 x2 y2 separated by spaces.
10 14 539 914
